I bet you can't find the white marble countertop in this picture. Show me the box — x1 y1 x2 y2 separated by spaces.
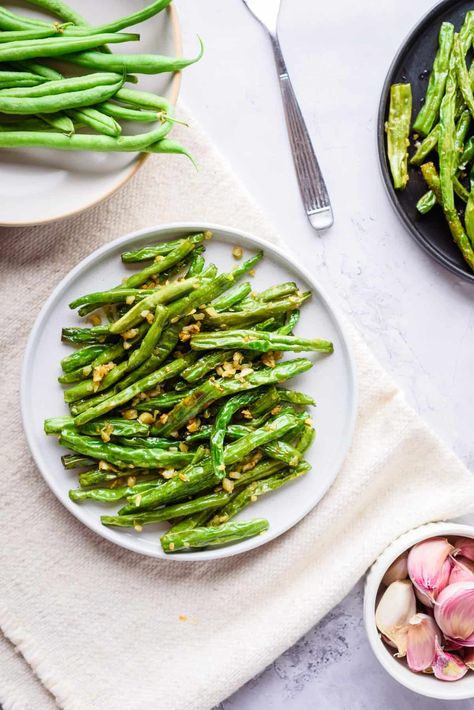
176 0 474 707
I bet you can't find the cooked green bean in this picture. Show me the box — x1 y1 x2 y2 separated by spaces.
61 344 108 373
190 329 333 353
207 467 307 526
210 392 259 480
161 518 269 552
413 22 454 136
59 430 194 469
101 491 228 527
386 83 412 189
121 238 184 263
74 354 194 426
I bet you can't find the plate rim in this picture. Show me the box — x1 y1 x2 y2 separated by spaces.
21 221 358 561
0 4 182 229
377 0 474 284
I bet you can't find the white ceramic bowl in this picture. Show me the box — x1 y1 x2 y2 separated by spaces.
364 522 474 700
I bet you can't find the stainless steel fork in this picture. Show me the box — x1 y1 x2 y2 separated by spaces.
242 0 333 231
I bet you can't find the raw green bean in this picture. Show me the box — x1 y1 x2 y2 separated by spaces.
11 60 63 80
66 107 121 137
386 83 412 189
26 0 87 25
0 117 173 151
0 33 138 63
64 37 204 75
101 491 228 527
38 113 74 134
190 330 333 353
0 8 50 31
97 101 160 123
114 87 171 113
0 76 124 115
147 138 196 165
413 22 454 136
67 0 172 36
160 518 269 552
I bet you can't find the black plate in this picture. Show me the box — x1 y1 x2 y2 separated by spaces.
378 0 474 283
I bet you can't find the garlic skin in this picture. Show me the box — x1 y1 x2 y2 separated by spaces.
382 552 408 586
432 638 468 681
375 580 416 657
407 538 453 603
453 537 474 562
406 613 441 672
464 647 474 670
434 581 474 643
449 557 474 585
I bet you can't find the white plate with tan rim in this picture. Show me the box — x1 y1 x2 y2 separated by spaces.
21 223 357 560
0 1 181 226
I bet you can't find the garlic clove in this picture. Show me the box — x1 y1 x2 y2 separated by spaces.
434 581 474 642
406 613 441 672
382 551 409 586
415 585 434 609
407 537 453 603
453 537 474 562
449 557 474 585
375 579 416 657
464 647 474 670
445 632 474 648
432 638 468 681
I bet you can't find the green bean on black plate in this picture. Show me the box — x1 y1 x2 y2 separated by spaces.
385 9 474 272
45 231 332 553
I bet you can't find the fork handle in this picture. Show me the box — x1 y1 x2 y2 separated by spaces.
270 34 333 231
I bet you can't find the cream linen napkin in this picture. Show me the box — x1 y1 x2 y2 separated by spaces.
1 110 474 710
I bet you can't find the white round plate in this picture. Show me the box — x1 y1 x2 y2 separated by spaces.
22 223 357 560
0 2 181 226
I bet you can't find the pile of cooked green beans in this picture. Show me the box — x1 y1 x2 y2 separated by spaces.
0 0 202 158
386 10 474 273
44 231 334 553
